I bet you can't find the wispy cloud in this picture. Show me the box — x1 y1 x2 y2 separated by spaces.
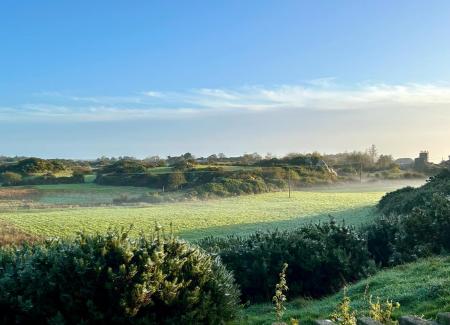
3 82 450 122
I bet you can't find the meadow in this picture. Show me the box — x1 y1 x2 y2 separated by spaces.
0 189 384 241
0 183 154 209
0 179 425 242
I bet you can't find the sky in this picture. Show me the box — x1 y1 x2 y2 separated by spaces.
1 1 450 161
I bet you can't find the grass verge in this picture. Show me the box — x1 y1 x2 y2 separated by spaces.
237 256 450 324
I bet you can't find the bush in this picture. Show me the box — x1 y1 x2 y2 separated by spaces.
364 215 402 266
199 219 374 302
0 172 22 185
366 193 450 266
378 169 450 215
0 229 240 324
3 174 85 186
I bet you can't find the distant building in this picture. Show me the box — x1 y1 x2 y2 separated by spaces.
414 151 430 171
395 158 414 169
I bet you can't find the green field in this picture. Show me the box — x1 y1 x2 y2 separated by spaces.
0 179 425 241
238 256 450 324
32 183 155 205
0 183 154 209
0 190 382 240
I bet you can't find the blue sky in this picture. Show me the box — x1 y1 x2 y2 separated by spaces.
1 0 450 160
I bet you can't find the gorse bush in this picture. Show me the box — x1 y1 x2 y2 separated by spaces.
0 229 240 324
199 219 374 302
378 169 450 215
366 193 450 266
369 170 450 266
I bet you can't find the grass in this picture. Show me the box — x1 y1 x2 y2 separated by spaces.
0 190 382 240
0 183 154 207
238 256 450 325
0 220 39 245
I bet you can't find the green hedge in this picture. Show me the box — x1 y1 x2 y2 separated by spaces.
199 219 374 303
378 169 450 215
366 193 450 266
0 230 240 324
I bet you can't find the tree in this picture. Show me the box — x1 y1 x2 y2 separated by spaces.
207 154 218 163
167 171 187 190
182 152 195 160
0 172 22 185
368 145 378 163
376 155 395 170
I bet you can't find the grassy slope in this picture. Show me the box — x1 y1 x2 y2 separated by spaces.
238 256 450 324
0 191 382 240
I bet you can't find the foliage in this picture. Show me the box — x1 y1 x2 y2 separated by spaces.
0 229 240 324
273 263 289 322
0 172 22 185
2 173 85 187
0 158 66 175
368 297 400 325
96 161 336 195
167 171 187 190
364 215 401 266
378 169 450 215
366 193 450 266
199 219 374 302
330 288 357 325
98 159 149 174
240 256 450 324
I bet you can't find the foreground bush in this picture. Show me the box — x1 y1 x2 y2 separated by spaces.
367 193 450 266
0 229 240 324
199 219 374 302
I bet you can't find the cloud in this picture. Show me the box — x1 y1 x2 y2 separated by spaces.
3 82 450 122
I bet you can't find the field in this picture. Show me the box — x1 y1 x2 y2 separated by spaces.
0 180 424 241
239 256 450 324
0 183 154 209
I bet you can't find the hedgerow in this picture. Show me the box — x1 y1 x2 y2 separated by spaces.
366 193 450 266
0 229 240 324
199 219 374 302
377 169 450 215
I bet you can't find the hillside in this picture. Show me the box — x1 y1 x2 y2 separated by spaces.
239 256 450 324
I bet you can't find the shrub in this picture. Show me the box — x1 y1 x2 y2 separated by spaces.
368 297 400 325
4 174 85 186
0 172 22 185
330 288 356 325
366 193 450 266
199 219 374 302
273 263 289 323
364 215 402 266
377 169 450 215
0 229 240 324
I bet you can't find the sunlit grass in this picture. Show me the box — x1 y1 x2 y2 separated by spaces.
0 190 382 240
237 256 450 324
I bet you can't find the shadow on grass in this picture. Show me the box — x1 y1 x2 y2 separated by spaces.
179 206 379 241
